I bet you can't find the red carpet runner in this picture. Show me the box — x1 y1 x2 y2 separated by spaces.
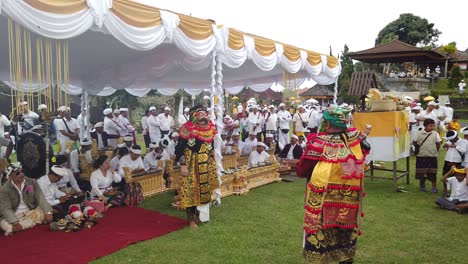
0 207 187 264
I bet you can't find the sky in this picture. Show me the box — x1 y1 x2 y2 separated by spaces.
135 0 468 56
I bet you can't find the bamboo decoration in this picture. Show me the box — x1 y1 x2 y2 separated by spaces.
7 20 71 117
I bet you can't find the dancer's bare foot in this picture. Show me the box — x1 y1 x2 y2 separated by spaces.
189 221 198 230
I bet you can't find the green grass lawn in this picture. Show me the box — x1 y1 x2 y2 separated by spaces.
92 150 468 264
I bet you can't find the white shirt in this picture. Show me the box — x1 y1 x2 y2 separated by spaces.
459 82 466 91
57 168 82 192
70 149 93 173
445 140 467 163
228 140 245 154
110 155 121 172
248 150 270 167
0 114 11 136
90 169 122 196
53 118 62 142
248 112 263 134
277 110 292 130
143 151 169 171
142 116 149 135
119 155 146 176
104 116 121 136
12 180 29 216
147 114 160 135
239 118 248 132
418 110 438 123
76 113 88 139
166 140 177 157
56 117 80 142
447 177 468 201
117 115 133 136
243 138 258 155
444 107 454 123
178 114 190 127
37 175 66 206
265 112 278 131
287 143 298 160
433 107 446 119
293 112 309 133
157 113 174 132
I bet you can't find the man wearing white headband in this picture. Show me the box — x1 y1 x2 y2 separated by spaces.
248 142 270 167
103 108 121 148
155 107 175 140
410 106 422 147
444 101 453 124
76 107 88 141
0 164 53 235
265 105 278 142
247 105 263 141
166 132 179 157
279 134 303 160
293 105 309 137
277 103 292 150
226 131 245 154
37 165 70 219
442 130 467 195
56 106 80 154
117 108 135 142
69 138 93 178
17 101 39 136
144 146 170 171
146 106 161 145
243 132 258 155
123 135 134 150
178 107 191 127
460 127 468 168
90 122 108 149
119 145 146 176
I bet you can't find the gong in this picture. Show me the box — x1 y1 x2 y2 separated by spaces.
16 132 46 179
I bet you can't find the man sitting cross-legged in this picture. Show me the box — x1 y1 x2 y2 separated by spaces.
0 164 53 235
436 166 468 213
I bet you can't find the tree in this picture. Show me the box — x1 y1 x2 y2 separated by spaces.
337 44 356 103
448 64 463 90
440 42 457 78
375 13 441 46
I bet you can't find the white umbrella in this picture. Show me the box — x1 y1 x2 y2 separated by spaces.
306 98 319 104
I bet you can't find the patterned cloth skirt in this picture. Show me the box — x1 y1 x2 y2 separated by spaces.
304 228 358 264
415 157 438 181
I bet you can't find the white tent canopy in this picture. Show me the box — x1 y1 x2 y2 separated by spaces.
0 0 340 97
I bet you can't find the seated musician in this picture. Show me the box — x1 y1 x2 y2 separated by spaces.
166 132 179 157
90 122 108 149
248 142 270 167
243 132 258 155
264 133 280 155
144 146 170 171
110 145 129 172
0 164 53 235
119 145 146 176
298 135 306 149
90 155 123 206
147 141 157 154
37 165 73 220
226 131 245 153
51 155 82 194
221 131 228 149
69 138 93 178
278 135 303 160
123 135 134 151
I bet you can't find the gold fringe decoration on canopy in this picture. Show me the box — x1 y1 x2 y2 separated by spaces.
7 19 70 118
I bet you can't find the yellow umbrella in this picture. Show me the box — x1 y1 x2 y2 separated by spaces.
423 96 435 102
232 96 239 101
295 99 301 104
289 97 295 101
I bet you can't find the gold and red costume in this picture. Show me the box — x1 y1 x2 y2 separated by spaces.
175 121 219 209
297 128 368 264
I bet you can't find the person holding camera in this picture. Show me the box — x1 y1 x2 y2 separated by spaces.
292 105 309 138
413 118 441 193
